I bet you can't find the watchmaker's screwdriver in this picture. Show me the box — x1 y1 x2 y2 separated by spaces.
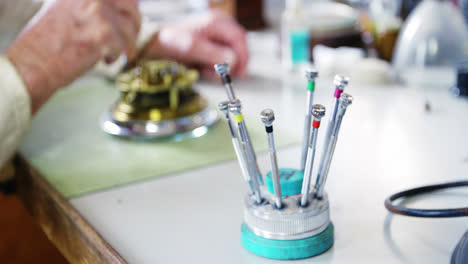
300 104 326 207
300 69 319 171
214 62 236 101
215 62 263 185
316 75 348 191
322 75 348 151
218 102 254 195
260 109 283 209
315 93 353 199
229 100 263 204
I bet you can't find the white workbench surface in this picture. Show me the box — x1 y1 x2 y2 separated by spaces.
71 33 468 263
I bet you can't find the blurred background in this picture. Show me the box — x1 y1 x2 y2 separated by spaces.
137 0 468 92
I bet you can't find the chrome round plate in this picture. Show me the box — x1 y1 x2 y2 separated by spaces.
100 106 219 139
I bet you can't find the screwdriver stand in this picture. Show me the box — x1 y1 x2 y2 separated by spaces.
241 168 334 260
213 64 348 260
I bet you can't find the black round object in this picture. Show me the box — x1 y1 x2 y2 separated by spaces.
384 181 468 218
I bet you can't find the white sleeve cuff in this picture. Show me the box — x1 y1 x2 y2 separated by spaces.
0 56 31 167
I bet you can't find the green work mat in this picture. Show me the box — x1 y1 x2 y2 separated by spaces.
19 77 297 198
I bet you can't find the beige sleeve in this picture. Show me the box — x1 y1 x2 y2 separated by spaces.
0 56 31 168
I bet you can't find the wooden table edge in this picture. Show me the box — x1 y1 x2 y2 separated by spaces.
13 155 128 264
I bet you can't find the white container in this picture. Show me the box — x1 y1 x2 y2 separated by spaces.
392 0 468 88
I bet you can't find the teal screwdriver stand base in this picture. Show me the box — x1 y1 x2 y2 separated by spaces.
266 168 304 196
241 222 334 260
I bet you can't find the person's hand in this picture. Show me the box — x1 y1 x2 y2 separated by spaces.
142 10 248 78
7 0 141 113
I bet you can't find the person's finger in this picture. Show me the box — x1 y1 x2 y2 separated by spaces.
100 32 124 64
79 0 122 63
208 23 248 76
94 6 128 64
191 39 238 70
95 24 123 64
203 13 249 76
104 2 139 60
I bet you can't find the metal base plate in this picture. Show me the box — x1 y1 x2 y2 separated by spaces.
100 106 218 139
241 222 334 260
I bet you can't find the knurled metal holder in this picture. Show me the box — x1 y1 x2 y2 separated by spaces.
244 190 330 241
